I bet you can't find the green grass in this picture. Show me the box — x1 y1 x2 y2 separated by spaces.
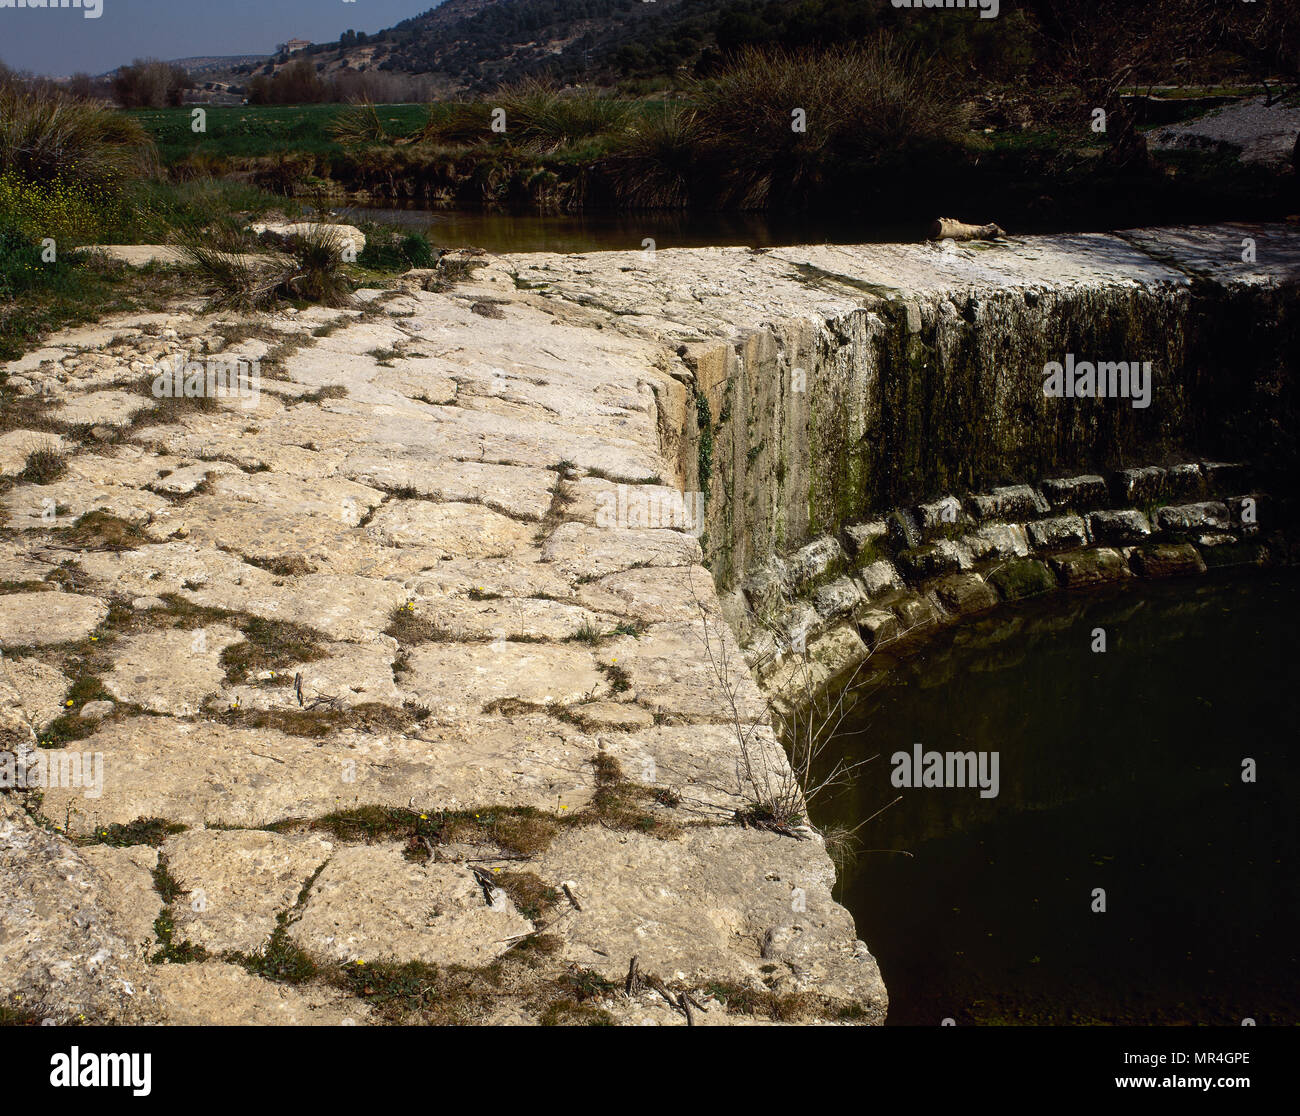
130 104 429 164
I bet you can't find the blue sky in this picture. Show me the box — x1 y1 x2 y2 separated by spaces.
0 0 442 77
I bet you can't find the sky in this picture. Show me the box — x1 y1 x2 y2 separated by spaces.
0 0 443 77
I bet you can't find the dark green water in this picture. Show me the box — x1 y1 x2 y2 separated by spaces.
815 572 1299 1026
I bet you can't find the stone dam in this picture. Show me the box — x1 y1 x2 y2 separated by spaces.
1 224 1296 1025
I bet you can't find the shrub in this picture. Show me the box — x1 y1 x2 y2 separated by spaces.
0 220 79 301
0 82 156 189
0 173 110 246
178 221 356 311
110 59 191 109
607 101 700 209
689 41 969 209
493 78 634 152
357 227 436 271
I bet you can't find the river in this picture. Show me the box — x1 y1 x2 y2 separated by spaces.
813 571 1299 1025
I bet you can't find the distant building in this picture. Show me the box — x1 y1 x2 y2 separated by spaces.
278 39 312 55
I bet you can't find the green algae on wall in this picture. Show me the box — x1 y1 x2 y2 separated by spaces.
689 273 1298 591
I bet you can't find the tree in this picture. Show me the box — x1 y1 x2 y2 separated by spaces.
111 59 191 108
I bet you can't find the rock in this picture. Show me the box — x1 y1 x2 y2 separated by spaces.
1087 509 1152 545
76 844 159 961
249 221 366 255
1026 515 1090 551
857 559 904 598
1200 541 1268 569
932 572 998 615
1130 543 1207 578
564 701 656 731
805 622 870 680
892 593 945 634
537 826 886 1019
79 700 115 721
1201 461 1249 491
987 559 1057 600
409 596 600 642
1041 474 1108 511
812 576 863 620
0 798 164 1024
289 844 532 967
896 539 971 579
966 484 1047 521
162 830 333 954
784 536 845 592
541 522 701 580
0 430 67 477
1156 502 1231 532
599 621 767 724
52 390 151 427
0 657 69 729
1112 466 1166 503
101 624 242 716
1165 463 1205 500
222 641 402 713
856 609 901 648
961 522 1030 561
0 592 108 650
148 961 364 1026
886 508 922 550
842 520 888 562
915 495 966 536
402 641 604 714
576 564 718 625
39 716 594 833
741 565 787 619
1049 548 1132 589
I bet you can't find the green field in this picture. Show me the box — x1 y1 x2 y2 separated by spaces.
130 104 430 163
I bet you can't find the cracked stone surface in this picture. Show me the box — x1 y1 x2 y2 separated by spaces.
0 592 108 649
289 844 533 967
101 624 243 716
162 830 334 954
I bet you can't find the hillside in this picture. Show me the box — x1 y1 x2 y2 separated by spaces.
234 0 856 94
211 0 1287 98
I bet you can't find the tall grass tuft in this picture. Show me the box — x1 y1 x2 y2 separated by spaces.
420 102 492 146
328 100 390 147
607 101 700 209
176 219 356 311
0 82 156 189
493 78 634 153
688 41 969 209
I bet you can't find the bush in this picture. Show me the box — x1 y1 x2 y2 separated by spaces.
607 101 700 209
0 221 73 300
357 228 436 271
0 173 108 245
0 82 156 189
689 41 970 209
179 222 356 311
111 59 191 109
493 78 634 152
248 60 329 106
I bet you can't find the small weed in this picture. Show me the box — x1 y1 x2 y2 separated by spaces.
19 447 66 483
